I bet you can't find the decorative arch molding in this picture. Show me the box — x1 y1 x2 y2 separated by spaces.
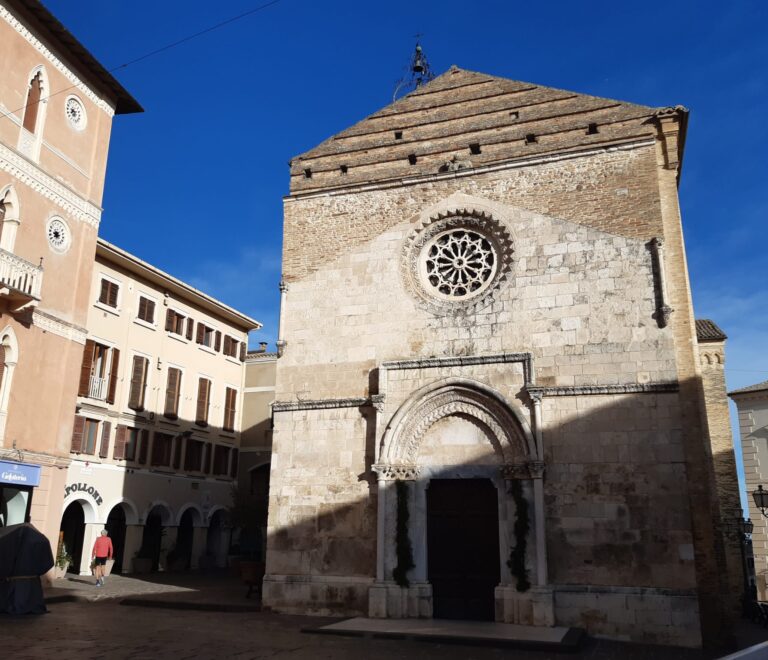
401 199 516 316
143 500 174 526
0 184 20 252
104 497 139 526
176 503 206 528
379 377 536 467
62 492 100 525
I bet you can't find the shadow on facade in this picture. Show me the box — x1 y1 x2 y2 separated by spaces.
58 410 270 583
259 376 743 650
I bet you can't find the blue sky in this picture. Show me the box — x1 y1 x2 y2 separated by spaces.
46 1 767 506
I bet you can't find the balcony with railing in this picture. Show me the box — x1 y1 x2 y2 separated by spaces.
0 248 43 310
88 375 108 401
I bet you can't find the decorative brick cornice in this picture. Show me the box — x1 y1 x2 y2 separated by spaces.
0 6 115 117
272 397 369 412
0 143 102 228
382 352 534 383
371 463 421 480
526 382 678 398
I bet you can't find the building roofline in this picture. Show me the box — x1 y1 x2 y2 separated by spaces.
96 238 261 331
7 0 142 114
729 380 768 397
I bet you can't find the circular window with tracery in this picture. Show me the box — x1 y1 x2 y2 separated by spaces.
422 228 498 299
402 209 514 316
65 96 87 131
47 217 71 253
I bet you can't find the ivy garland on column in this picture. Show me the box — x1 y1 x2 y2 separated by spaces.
507 479 531 592
393 479 415 588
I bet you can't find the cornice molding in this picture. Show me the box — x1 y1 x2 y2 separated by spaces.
31 308 87 344
526 382 679 397
0 142 102 228
0 6 115 117
0 446 70 468
272 397 369 412
382 352 534 383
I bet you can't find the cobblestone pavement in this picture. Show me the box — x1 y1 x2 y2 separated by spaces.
0 600 723 660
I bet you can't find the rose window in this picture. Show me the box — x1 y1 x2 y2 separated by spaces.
421 229 497 299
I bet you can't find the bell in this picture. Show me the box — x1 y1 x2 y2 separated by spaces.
412 45 425 74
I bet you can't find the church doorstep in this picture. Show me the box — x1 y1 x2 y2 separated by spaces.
495 586 555 627
369 582 433 618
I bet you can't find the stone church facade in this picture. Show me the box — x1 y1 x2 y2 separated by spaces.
263 67 739 648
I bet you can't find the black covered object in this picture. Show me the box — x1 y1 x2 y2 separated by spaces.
0 523 54 614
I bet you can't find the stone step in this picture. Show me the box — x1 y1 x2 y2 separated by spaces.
303 617 585 652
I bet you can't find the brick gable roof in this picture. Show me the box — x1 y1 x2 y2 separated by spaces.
289 66 676 194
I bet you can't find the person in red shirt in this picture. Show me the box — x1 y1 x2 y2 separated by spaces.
92 529 113 587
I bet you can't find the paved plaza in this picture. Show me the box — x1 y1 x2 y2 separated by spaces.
0 599 717 660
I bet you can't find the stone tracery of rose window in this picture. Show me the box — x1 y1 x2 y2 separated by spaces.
402 209 514 316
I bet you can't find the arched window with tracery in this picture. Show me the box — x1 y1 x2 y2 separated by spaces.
18 68 48 161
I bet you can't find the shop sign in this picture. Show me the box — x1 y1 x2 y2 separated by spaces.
0 460 41 487
64 482 103 505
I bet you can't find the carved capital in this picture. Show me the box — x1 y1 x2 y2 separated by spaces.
655 304 674 328
527 460 546 479
527 388 544 405
501 463 530 480
279 279 289 294
372 463 420 481
276 339 287 358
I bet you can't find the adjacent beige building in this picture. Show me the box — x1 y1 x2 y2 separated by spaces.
60 238 260 575
0 0 140 560
730 380 768 599
264 67 740 648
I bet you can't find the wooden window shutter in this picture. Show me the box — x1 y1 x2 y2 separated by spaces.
99 279 109 304
196 378 210 426
138 296 147 320
186 318 194 341
229 448 239 478
215 331 221 352
78 339 95 397
113 424 127 460
108 282 118 308
146 299 155 324
173 436 183 470
164 368 181 418
239 342 246 362
138 429 149 464
204 443 213 474
224 387 237 431
106 348 120 404
128 356 147 410
196 322 204 344
0 345 6 387
70 415 85 453
165 309 175 332
99 421 112 458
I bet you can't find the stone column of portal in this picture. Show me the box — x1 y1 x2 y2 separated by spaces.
376 477 387 582
412 479 428 583
529 464 548 586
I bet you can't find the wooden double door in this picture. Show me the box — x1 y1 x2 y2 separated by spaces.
426 478 500 621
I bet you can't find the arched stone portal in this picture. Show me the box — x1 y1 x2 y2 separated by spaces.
369 379 553 625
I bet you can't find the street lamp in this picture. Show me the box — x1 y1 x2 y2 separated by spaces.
752 485 768 518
